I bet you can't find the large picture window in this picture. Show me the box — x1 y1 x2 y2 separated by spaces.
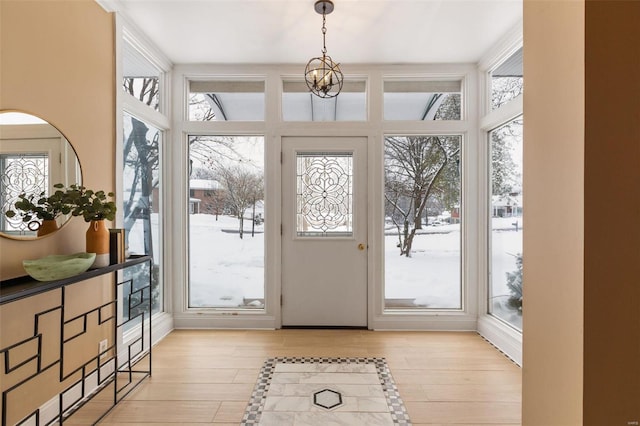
122 112 163 314
188 136 265 309
488 116 523 330
384 135 462 309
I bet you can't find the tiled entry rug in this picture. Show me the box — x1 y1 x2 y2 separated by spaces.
241 357 411 426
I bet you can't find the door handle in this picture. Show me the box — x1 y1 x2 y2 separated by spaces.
358 243 366 251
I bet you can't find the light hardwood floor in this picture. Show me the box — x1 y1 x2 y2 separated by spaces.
98 329 521 425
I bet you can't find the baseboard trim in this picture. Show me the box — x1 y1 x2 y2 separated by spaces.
477 314 522 365
282 325 368 330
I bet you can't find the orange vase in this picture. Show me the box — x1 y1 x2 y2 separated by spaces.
37 219 59 237
86 219 110 268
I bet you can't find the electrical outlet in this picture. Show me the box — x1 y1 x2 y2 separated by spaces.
99 339 108 359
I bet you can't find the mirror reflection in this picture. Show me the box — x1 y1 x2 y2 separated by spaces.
0 111 82 239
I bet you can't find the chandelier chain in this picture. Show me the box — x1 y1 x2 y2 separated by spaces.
321 12 327 55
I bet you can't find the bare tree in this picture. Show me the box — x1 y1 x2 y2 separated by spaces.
189 136 247 169
491 77 523 110
384 136 460 257
123 117 159 256
122 77 160 256
491 117 523 196
215 165 263 239
123 77 159 110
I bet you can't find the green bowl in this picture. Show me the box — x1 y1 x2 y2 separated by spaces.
23 252 97 281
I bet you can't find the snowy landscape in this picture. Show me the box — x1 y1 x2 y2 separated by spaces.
189 213 265 308
184 212 523 329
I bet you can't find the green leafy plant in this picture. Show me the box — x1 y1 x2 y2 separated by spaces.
63 184 117 222
5 184 72 222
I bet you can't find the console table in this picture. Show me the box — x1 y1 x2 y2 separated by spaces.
0 255 153 425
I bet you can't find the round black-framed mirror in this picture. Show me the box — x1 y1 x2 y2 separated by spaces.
0 110 82 240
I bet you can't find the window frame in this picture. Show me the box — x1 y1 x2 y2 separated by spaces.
116 15 173 343
487 115 524 331
382 133 465 313
170 63 479 330
477 27 524 365
186 134 266 310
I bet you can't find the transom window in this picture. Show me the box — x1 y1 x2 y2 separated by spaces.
123 40 162 111
189 80 265 121
384 80 462 120
282 80 367 121
490 47 523 110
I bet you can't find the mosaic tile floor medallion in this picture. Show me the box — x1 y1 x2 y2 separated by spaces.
241 357 411 426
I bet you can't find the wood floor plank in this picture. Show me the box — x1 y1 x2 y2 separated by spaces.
101 330 522 425
400 383 522 402
100 400 219 423
233 368 262 383
98 423 233 426
392 369 521 385
213 401 250 423
413 424 521 426
405 401 521 424
148 368 240 383
124 383 255 401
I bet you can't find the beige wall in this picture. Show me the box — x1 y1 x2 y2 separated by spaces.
524 0 640 423
584 1 640 424
0 0 115 279
522 0 585 424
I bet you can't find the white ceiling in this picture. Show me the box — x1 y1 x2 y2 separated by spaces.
114 0 522 65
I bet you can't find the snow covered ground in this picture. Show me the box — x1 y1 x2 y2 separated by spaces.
384 224 461 308
129 213 522 328
189 214 265 308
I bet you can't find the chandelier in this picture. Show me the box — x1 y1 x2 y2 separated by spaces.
304 0 344 98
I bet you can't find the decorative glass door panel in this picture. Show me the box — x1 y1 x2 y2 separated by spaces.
296 152 353 237
0 153 48 234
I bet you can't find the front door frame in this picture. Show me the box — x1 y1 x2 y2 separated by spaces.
280 136 369 327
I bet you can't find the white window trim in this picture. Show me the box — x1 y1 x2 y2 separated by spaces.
477 21 524 364
169 63 481 330
374 67 478 330
115 13 173 333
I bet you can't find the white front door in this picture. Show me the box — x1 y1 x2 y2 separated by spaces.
281 136 368 327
